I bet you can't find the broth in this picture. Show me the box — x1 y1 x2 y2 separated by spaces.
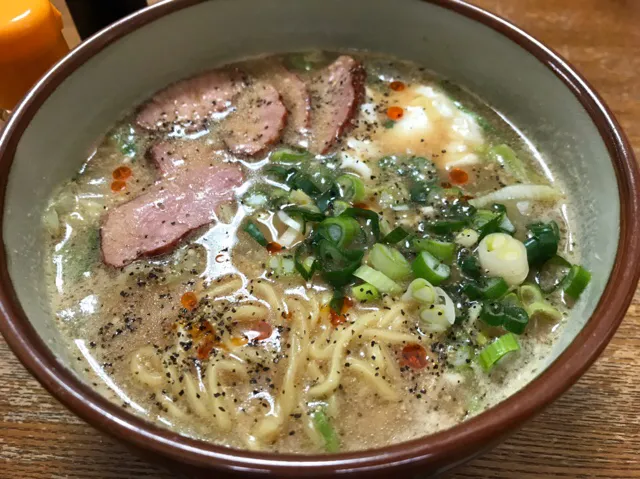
43 51 585 453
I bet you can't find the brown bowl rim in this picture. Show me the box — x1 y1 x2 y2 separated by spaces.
0 0 638 475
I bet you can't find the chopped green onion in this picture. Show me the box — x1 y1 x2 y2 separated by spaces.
351 283 380 302
448 344 474 369
315 217 361 249
311 408 340 453
353 264 402 295
502 305 529 334
332 200 350 216
469 184 562 208
501 292 521 308
268 255 295 276
534 254 571 293
294 243 317 280
314 184 338 213
458 254 482 279
563 264 591 299
524 221 560 266
472 209 502 239
419 287 456 332
270 148 310 164
477 233 529 287
368 243 412 280
529 302 562 322
282 206 325 223
481 277 509 300
382 226 410 244
487 144 530 184
287 171 321 197
518 283 543 305
480 297 529 334
480 301 505 327
289 189 318 209
263 164 289 180
478 333 520 371
462 282 484 300
412 251 451 286
425 218 467 235
455 228 479 248
243 221 268 247
340 207 381 241
499 214 516 234
413 238 455 263
419 305 452 332
402 278 437 304
337 174 366 203
475 331 489 347
314 240 364 287
329 290 345 315
243 192 269 209
519 283 563 322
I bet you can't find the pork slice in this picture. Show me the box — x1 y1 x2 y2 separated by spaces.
147 137 226 177
308 56 366 154
136 69 247 131
101 163 243 267
247 62 311 147
221 82 287 157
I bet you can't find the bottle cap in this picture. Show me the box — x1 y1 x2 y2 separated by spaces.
0 0 69 110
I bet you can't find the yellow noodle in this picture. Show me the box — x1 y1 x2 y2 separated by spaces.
326 393 339 418
253 298 312 441
130 345 163 388
309 323 334 360
227 303 270 321
206 360 248 431
378 343 402 383
250 280 282 314
346 357 399 401
307 360 325 382
307 310 380 398
368 343 387 372
182 372 210 418
206 276 243 298
360 329 418 344
376 304 408 328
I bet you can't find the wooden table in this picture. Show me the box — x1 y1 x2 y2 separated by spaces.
2 0 639 477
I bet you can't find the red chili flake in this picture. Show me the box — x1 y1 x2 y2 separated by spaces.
215 253 226 263
110 180 126 192
330 310 347 327
330 297 353 327
353 202 370 210
449 168 469 185
231 336 248 347
180 292 198 311
197 338 215 360
245 320 273 341
112 166 132 181
386 106 404 120
389 81 406 92
266 242 283 254
400 344 429 369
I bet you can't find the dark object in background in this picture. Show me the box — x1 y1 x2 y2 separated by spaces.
66 0 148 39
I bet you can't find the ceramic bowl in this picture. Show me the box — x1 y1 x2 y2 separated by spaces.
1 0 638 477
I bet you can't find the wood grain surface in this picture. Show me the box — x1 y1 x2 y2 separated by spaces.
2 0 640 477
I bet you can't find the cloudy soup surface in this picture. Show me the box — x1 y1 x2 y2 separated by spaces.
43 51 590 453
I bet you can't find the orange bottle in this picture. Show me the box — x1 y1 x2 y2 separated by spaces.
0 0 69 111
